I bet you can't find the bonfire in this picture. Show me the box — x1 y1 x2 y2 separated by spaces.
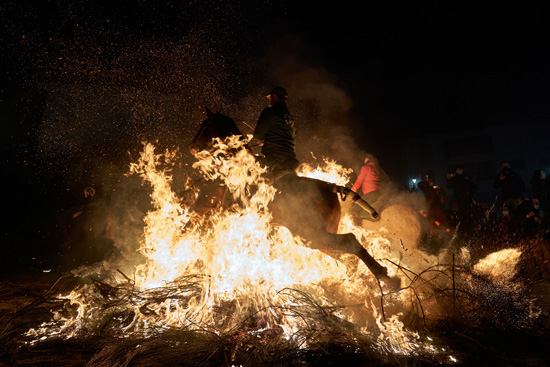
1 137 546 367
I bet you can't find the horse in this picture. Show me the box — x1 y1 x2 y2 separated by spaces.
188 109 400 290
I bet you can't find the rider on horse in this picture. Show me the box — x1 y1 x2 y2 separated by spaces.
188 107 399 291
249 87 300 179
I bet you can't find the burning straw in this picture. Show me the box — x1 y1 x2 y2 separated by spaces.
9 137 544 366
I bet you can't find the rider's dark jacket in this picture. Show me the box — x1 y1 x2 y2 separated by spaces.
252 101 298 171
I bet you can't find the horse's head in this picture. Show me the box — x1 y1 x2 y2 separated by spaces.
189 108 243 155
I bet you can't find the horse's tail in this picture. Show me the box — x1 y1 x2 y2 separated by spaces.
332 185 379 219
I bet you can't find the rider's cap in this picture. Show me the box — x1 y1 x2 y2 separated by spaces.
268 87 288 99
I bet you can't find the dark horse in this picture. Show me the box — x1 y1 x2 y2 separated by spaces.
188 109 400 289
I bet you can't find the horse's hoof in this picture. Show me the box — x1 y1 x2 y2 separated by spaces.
360 211 380 222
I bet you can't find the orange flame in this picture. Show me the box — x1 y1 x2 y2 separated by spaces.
28 137 534 362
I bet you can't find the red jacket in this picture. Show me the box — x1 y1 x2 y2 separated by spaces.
351 162 381 195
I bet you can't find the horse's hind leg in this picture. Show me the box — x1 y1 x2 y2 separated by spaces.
308 231 387 278
306 231 401 290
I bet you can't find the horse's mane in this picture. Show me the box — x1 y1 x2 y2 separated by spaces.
213 112 242 137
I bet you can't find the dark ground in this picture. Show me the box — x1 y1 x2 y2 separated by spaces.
1 235 550 367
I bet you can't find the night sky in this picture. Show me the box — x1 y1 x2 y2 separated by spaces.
304 2 548 130
1 1 548 268
2 1 548 180
3 2 548 129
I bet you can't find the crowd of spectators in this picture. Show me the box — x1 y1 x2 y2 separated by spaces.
416 161 550 255
348 156 550 278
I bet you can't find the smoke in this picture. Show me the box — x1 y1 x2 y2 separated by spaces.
248 34 428 214
194 36 432 281
2 1 430 271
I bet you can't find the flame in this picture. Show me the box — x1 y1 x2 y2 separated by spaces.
122 138 363 337
297 158 353 186
26 136 521 363
473 248 522 283
24 138 425 353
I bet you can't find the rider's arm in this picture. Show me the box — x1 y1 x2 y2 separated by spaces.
250 108 272 146
351 165 368 193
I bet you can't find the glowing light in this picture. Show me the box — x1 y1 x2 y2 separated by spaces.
23 136 475 361
473 248 522 283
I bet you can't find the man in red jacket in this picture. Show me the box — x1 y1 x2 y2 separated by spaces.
350 155 382 220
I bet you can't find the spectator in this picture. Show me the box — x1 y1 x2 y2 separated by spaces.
497 203 513 236
446 164 476 215
493 161 525 214
532 198 545 220
446 199 462 229
515 195 543 238
530 170 550 212
418 175 447 225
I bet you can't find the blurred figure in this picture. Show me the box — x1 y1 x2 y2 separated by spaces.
515 195 543 238
350 154 382 219
418 175 447 225
446 164 476 216
532 198 545 220
530 169 550 212
446 199 462 229
497 203 513 236
493 161 525 215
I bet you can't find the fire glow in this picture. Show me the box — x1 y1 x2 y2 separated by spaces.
127 138 381 337
24 136 536 363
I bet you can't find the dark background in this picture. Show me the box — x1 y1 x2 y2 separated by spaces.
1 1 548 270
2 1 548 149
3 2 548 132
